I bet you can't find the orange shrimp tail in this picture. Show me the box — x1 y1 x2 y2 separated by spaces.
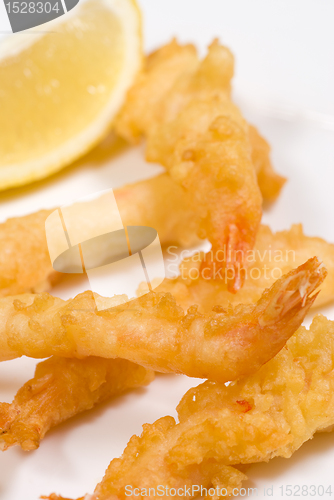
200 224 252 293
258 256 327 327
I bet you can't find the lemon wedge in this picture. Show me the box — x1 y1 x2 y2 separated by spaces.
0 0 142 190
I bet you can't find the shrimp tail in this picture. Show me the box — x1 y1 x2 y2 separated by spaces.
200 223 255 293
257 256 327 327
237 257 327 374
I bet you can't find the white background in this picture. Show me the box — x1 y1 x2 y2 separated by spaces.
0 0 334 498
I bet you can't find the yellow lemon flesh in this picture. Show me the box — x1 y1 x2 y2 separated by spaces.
0 0 142 190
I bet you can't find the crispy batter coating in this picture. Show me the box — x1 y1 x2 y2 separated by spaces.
0 174 199 298
176 314 334 467
0 209 58 298
249 125 286 201
45 463 247 500
2 187 334 313
116 40 287 291
160 224 334 311
0 357 154 451
88 416 285 500
115 40 200 143
2 248 328 452
46 404 287 499
47 314 334 500
116 39 263 291
116 40 284 202
0 43 285 298
115 174 199 248
3 227 330 452
0 258 326 383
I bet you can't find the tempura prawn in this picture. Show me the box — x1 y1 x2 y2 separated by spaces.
46 313 334 500
2 191 334 311
0 258 326 384
116 40 285 202
0 357 153 451
3 232 332 451
0 174 199 297
116 39 264 291
0 42 286 297
159 224 334 311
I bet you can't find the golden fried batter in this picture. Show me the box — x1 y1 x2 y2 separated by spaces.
0 174 199 297
48 314 334 500
0 209 58 298
0 258 326 383
177 314 334 466
249 125 286 200
3 227 330 451
2 185 334 311
1 252 329 452
116 40 285 202
0 43 285 298
46 463 247 500
160 224 334 311
0 357 154 451
118 40 262 291
115 40 200 143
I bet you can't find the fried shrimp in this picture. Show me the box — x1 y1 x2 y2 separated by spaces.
2 241 330 452
116 42 262 292
1 246 329 451
0 357 153 451
160 224 334 311
116 39 265 291
0 258 326 383
69 415 285 500
116 40 285 202
2 180 334 309
45 315 334 500
0 174 199 298
45 464 248 500
0 44 285 297
177 314 334 459
0 209 58 298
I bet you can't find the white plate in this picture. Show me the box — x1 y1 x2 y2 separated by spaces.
1 1 334 498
